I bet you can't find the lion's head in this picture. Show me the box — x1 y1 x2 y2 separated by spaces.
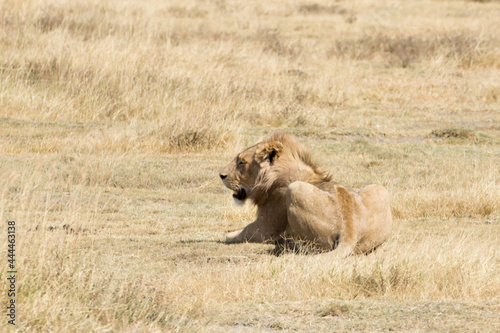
219 132 331 206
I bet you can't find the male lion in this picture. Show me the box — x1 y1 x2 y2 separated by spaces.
219 132 392 257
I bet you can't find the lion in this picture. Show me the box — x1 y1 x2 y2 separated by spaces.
219 132 392 257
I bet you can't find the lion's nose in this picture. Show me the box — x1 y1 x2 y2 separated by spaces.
219 174 227 180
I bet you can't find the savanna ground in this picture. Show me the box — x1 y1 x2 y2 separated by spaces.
0 0 499 331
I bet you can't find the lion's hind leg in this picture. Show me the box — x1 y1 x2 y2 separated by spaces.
355 184 392 254
286 181 344 251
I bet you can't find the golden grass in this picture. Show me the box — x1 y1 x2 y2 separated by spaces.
0 0 499 331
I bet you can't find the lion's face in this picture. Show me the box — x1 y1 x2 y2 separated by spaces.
219 141 283 203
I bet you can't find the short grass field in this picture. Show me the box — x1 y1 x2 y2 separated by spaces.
1 0 499 331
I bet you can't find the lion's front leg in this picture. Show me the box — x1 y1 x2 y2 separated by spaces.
225 229 245 243
225 220 278 244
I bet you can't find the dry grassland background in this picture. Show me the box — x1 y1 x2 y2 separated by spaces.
0 0 499 331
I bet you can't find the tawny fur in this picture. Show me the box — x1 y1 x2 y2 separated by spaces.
219 132 392 257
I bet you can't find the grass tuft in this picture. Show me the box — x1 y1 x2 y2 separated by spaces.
299 3 347 15
328 33 500 68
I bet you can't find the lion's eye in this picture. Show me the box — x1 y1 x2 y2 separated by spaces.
238 160 246 167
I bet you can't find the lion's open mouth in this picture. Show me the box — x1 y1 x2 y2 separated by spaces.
232 188 247 201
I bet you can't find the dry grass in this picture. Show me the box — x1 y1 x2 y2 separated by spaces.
0 0 499 332
327 33 500 68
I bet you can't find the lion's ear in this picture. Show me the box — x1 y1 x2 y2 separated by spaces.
255 141 283 165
